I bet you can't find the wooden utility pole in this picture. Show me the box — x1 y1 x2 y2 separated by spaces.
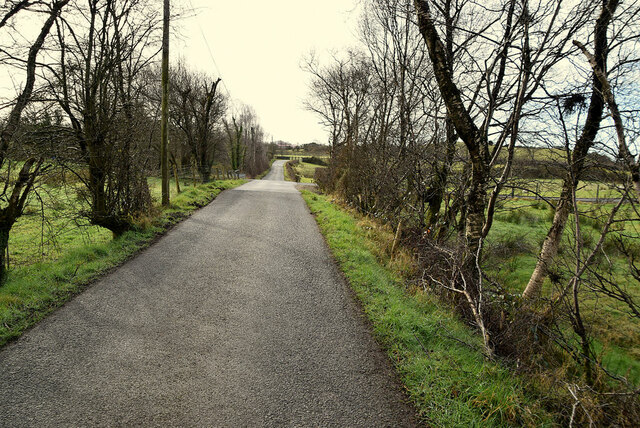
160 0 170 206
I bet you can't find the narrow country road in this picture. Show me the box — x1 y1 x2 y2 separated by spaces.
0 160 417 427
261 159 286 181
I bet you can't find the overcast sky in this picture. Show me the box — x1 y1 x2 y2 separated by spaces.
176 0 362 145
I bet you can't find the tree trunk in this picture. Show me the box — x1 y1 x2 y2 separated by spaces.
522 0 617 300
88 153 107 215
426 1 457 231
466 147 488 257
0 227 10 284
523 187 571 299
172 162 181 193
425 172 445 227
425 128 455 228
87 156 130 237
414 0 488 259
199 163 211 183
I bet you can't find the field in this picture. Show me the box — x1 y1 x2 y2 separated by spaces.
8 177 190 268
486 198 640 383
0 177 246 345
284 160 326 183
508 178 621 200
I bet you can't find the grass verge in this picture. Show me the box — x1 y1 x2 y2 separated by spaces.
301 190 553 427
0 179 246 346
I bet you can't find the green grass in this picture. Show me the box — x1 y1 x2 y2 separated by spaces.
508 179 621 200
485 199 640 384
8 177 213 268
9 186 112 268
301 190 553 427
0 179 246 346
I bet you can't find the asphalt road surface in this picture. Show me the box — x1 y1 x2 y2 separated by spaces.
0 160 418 427
261 159 286 181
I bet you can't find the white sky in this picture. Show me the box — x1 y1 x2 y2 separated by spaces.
176 0 362 145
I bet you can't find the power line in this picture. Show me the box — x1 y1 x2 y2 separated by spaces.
186 0 232 99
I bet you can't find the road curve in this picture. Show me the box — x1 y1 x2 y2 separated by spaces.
0 161 417 427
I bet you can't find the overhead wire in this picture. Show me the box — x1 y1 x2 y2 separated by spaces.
185 0 232 100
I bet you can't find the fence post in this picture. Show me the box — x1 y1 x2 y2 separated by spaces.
389 220 403 265
172 163 181 193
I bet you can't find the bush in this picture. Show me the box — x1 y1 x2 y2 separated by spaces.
314 167 332 190
306 156 327 166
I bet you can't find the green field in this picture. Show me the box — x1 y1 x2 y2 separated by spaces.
8 177 190 268
508 178 622 200
284 161 325 183
486 199 640 383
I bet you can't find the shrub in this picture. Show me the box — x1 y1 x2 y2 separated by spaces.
314 167 333 191
306 156 327 166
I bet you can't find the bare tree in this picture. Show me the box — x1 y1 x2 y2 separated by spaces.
45 0 161 235
523 0 620 299
224 116 244 172
0 0 69 283
169 61 225 182
304 50 372 158
235 106 268 177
